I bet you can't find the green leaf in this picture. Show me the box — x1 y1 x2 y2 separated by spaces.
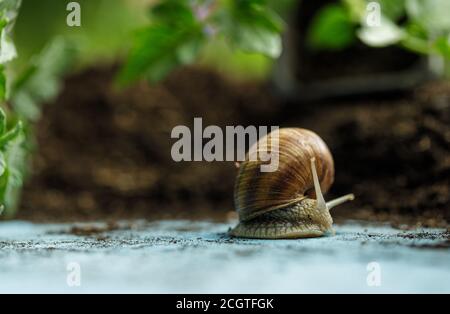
118 23 203 85
150 0 196 26
0 167 8 207
406 0 450 34
223 0 284 57
11 37 77 121
0 0 23 215
145 54 179 83
433 36 450 58
119 0 286 83
0 29 15 64
145 37 203 83
358 15 404 47
0 66 6 102
0 133 26 213
0 106 5 135
176 38 202 64
343 0 367 22
232 0 285 33
0 151 6 177
307 4 356 51
0 112 25 214
11 91 40 121
0 0 21 65
376 0 406 20
0 119 22 148
232 23 282 57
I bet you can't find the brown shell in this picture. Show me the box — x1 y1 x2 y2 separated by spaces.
234 128 334 222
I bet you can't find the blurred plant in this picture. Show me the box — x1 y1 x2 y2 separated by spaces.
11 37 77 122
118 0 285 84
0 0 24 215
307 0 450 76
0 0 20 100
0 0 76 216
0 37 77 217
14 0 147 71
307 2 357 51
0 107 23 216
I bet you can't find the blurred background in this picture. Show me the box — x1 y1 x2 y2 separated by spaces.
1 0 449 227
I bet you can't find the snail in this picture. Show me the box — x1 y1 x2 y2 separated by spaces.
230 128 354 239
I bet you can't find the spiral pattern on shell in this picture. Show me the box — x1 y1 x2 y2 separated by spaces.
234 128 335 222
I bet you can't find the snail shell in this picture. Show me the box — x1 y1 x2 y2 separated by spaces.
230 128 354 239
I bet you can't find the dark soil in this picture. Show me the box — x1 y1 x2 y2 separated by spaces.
16 65 450 227
294 82 450 227
17 66 279 221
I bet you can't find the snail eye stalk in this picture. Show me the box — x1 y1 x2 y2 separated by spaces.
310 157 327 210
326 194 355 210
310 157 354 211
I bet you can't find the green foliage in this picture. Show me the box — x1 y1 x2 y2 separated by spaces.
0 0 23 215
307 4 356 50
222 0 284 57
12 37 77 121
357 15 404 47
0 65 6 101
405 0 450 34
0 37 77 216
0 0 19 65
357 0 450 72
0 108 24 215
118 1 204 84
307 0 450 75
13 0 146 71
0 0 76 216
119 0 285 85
0 0 20 99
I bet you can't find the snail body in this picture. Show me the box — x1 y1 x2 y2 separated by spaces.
230 128 354 239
